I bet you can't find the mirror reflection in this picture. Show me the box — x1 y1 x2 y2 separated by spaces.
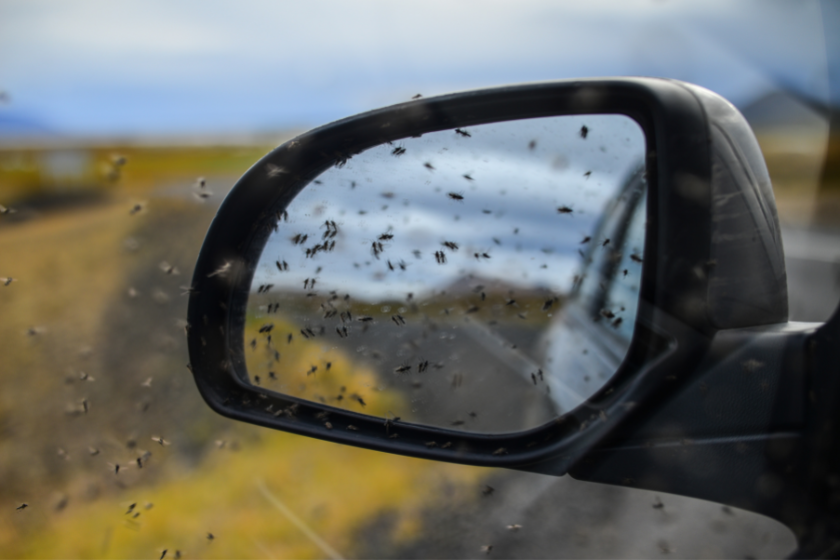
245 115 646 433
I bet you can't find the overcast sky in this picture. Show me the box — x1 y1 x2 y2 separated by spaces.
0 0 835 139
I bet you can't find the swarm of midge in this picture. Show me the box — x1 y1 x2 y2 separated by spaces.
321 220 339 241
371 241 385 259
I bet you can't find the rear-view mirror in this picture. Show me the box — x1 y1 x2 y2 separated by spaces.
243 114 647 433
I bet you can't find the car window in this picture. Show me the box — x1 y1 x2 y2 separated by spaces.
2 2 831 558
605 189 646 342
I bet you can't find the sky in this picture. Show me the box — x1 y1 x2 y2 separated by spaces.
0 0 836 139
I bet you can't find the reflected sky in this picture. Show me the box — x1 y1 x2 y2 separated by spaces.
252 114 644 301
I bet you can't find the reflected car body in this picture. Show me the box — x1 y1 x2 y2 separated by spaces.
541 165 646 414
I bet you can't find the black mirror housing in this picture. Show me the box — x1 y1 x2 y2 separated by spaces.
186 78 786 475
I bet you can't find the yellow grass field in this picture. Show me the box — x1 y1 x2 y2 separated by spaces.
0 146 488 559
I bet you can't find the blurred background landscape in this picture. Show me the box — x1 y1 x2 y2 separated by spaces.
0 1 838 558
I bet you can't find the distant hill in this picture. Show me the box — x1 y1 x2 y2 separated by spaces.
739 90 830 132
0 109 55 138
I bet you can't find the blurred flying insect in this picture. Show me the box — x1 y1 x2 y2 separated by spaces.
448 192 464 200
391 146 406 156
424 162 435 171
435 251 446 264
151 436 171 446
159 261 179 275
129 201 147 215
473 252 491 260
292 233 308 245
394 365 411 373
275 260 289 271
455 128 471 137
411 93 422 99
580 125 589 139
336 326 348 338
442 241 459 251
207 261 232 278
480 545 494 555
391 315 405 326
602 238 610 247
1 277 16 286
600 309 616 320
580 236 591 244
557 206 573 214
16 503 27 510
482 485 495 496
528 139 537 150
583 170 592 179
0 204 17 215
372 241 384 258
266 163 287 177
352 394 366 407
630 253 643 263
26 326 45 336
462 173 474 181
259 323 274 333
384 414 401 433
653 496 664 509
507 524 522 531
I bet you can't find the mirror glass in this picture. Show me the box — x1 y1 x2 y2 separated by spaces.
244 115 646 433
